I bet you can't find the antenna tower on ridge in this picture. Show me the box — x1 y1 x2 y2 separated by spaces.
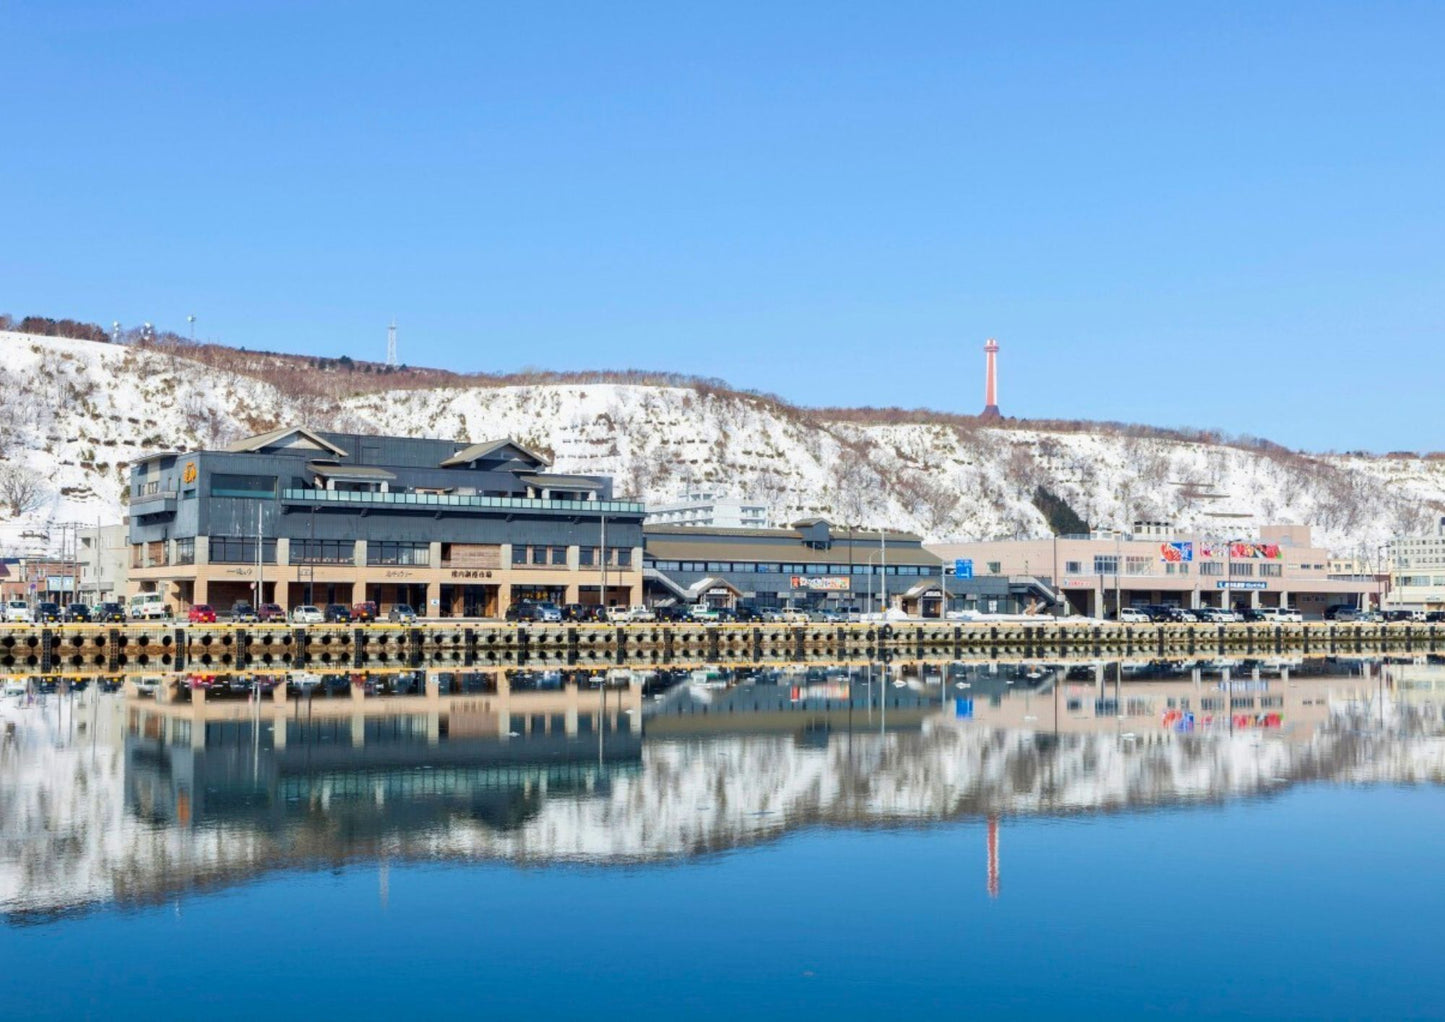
386 319 397 367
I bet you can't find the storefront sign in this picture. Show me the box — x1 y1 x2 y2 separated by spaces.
450 569 494 580
1216 580 1267 590
790 576 850 591
384 569 417 579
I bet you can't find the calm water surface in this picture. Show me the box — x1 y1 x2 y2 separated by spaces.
2 656 1443 1019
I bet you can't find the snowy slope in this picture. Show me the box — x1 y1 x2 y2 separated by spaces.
3 330 1443 556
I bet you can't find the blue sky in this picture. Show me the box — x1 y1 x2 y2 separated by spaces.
3 1 1441 452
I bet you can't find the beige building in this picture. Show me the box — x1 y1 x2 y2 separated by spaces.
930 523 1378 619
1386 516 1445 612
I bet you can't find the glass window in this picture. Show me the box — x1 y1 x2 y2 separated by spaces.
579 546 595 567
367 542 430 566
1260 563 1282 577
1230 563 1254 577
551 546 567 566
1065 560 1083 574
174 538 195 565
616 549 632 568
987 561 1002 574
530 546 547 566
1093 555 1118 575
210 473 277 499
1199 562 1223 576
291 539 354 565
210 537 278 564
512 545 527 565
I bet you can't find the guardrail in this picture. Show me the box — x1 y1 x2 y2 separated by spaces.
1 620 1441 679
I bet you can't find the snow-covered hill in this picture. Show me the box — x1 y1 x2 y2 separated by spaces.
3 330 1442 555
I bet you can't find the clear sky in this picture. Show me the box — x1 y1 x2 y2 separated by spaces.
3 1 1441 452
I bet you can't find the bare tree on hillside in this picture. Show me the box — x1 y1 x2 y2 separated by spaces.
0 463 46 517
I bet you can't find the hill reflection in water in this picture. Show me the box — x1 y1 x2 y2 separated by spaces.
3 655 1444 920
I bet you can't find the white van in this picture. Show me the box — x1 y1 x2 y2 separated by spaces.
128 592 170 620
1253 607 1304 624
4 599 32 624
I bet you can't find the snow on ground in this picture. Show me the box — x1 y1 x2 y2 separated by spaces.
3 331 1442 557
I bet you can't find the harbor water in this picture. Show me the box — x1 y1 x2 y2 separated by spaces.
3 656 1444 1018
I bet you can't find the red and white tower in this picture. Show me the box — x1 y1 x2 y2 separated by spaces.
986 814 1000 898
981 338 1001 420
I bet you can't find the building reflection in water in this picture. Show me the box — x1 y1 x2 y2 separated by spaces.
3 656 1444 920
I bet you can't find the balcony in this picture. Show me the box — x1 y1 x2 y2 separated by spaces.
130 490 178 517
281 488 644 516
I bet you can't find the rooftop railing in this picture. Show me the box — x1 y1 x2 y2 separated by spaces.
281 488 644 515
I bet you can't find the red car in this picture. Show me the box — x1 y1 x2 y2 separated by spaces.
187 604 217 624
257 602 286 622
351 601 379 622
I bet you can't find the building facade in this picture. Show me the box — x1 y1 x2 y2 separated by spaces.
930 523 1377 619
78 524 128 604
1386 516 1445 611
126 427 644 617
642 519 1034 616
643 491 772 529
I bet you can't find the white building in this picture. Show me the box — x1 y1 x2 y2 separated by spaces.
1387 516 1445 611
644 491 771 529
78 524 128 604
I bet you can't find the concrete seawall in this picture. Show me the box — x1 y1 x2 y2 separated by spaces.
2 620 1441 678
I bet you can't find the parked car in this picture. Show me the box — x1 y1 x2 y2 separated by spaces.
230 602 260 623
93 598 125 624
1246 607 1303 624
62 603 93 623
1116 608 1151 624
1326 605 1363 622
35 602 64 624
351 601 379 622
1325 604 1357 621
187 604 217 624
1426 611 1445 623
687 605 721 622
291 605 324 624
323 604 353 623
128 592 171 620
1196 607 1238 624
733 605 763 623
388 603 418 623
616 605 657 623
257 602 286 622
561 603 609 623
651 604 687 622
505 601 563 623
1382 609 1423 623
3 599 32 624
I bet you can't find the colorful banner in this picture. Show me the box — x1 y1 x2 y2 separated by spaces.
790 575 851 591
1200 542 1282 560
1230 543 1282 560
1160 542 1193 563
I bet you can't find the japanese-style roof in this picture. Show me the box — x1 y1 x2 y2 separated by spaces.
519 473 604 489
439 439 551 469
306 463 396 481
226 427 348 457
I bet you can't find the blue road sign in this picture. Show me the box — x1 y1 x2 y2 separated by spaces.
954 559 974 579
